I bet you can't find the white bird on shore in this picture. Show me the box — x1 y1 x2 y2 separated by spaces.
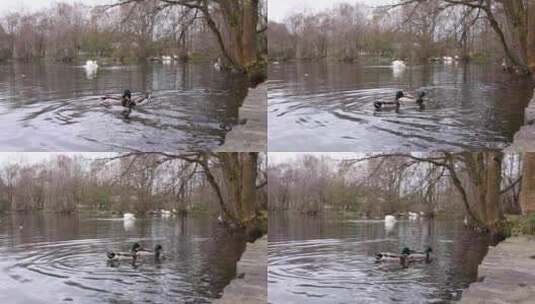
408 212 419 221
161 209 172 217
443 56 454 64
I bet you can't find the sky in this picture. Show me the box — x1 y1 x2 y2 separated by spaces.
0 0 113 14
268 0 396 22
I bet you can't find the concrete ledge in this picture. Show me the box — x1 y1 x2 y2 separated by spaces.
508 89 535 152
216 84 267 152
459 237 535 304
214 236 267 304
525 89 535 125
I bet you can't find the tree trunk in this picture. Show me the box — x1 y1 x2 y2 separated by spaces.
520 153 535 215
219 152 257 225
498 0 530 74
218 0 259 70
528 0 535 71
461 152 504 232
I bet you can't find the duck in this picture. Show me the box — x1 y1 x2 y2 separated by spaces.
135 244 165 261
396 91 426 104
407 247 433 263
107 242 141 261
376 247 411 263
375 90 427 110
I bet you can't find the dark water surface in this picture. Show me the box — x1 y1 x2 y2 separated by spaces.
268 213 490 304
0 213 247 304
0 62 248 151
268 62 534 151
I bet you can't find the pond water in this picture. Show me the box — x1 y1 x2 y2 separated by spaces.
268 62 534 151
0 62 248 151
0 213 247 304
268 213 490 304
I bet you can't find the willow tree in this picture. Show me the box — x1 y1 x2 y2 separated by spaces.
394 0 535 75
110 0 266 80
112 152 266 235
348 152 511 237
452 152 504 231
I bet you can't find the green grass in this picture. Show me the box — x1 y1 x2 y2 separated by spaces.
505 213 535 236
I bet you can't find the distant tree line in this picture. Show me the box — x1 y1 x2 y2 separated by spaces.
0 0 268 79
268 1 535 75
0 153 267 234
268 152 534 238
268 154 471 216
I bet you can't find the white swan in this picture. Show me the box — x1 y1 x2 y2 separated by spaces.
384 215 397 223
213 57 223 71
443 56 454 64
161 209 172 217
392 60 406 70
84 60 99 78
408 211 419 221
392 60 406 77
123 213 135 221
384 215 396 232
123 219 135 231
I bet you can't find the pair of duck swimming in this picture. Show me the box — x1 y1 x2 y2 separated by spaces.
100 90 152 118
107 242 164 263
376 246 433 266
374 91 426 110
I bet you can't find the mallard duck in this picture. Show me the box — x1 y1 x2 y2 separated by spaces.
107 242 141 261
136 244 164 260
396 91 426 104
374 91 426 110
407 247 433 263
375 247 411 263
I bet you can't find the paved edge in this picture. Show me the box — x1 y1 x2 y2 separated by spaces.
507 89 535 152
216 84 267 152
459 236 535 304
214 236 267 304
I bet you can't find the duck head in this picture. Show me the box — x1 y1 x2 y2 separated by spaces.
154 244 163 259
132 242 142 253
123 89 132 100
107 252 116 259
395 91 404 100
425 246 433 256
416 91 426 104
401 247 411 255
